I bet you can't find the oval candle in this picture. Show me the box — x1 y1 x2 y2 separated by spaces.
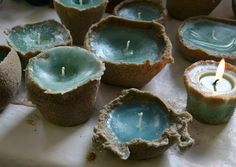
54 0 107 45
0 45 21 111
114 0 165 23
93 88 194 160
26 46 105 126
177 16 236 62
184 60 236 124
85 16 173 88
5 20 72 68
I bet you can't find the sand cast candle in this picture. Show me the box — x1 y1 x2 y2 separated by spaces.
184 60 236 124
85 16 173 88
25 46 105 126
177 16 236 62
93 89 194 160
114 0 165 23
54 0 107 45
0 45 21 111
5 20 72 68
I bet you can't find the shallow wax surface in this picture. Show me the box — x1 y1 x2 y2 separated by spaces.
29 47 103 92
8 21 71 54
117 2 161 21
180 19 236 56
57 0 104 9
90 26 164 63
107 101 169 142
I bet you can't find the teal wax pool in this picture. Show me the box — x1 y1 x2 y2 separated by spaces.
28 47 104 93
90 26 164 63
107 101 169 142
57 0 104 9
7 20 71 55
117 2 161 21
179 19 236 56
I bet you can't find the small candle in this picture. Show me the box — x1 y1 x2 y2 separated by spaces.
26 46 105 126
93 89 194 160
5 20 72 68
54 0 107 45
85 16 173 88
177 16 236 62
114 0 165 23
184 60 236 124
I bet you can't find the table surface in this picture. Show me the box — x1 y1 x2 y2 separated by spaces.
0 0 236 167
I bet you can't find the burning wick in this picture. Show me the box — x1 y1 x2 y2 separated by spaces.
80 0 83 5
37 33 41 45
136 112 143 130
61 67 65 77
125 40 131 51
138 12 142 19
212 59 225 92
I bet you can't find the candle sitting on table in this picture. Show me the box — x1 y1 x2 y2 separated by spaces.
184 60 236 124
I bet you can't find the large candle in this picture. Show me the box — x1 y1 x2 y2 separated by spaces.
114 0 165 23
85 16 173 88
184 60 236 124
5 20 72 68
93 89 194 160
26 46 105 126
54 0 107 45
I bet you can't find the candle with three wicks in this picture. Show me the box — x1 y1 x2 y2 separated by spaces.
184 59 236 124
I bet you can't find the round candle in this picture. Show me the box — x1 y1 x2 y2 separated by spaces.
85 16 173 88
184 60 236 124
114 0 164 22
177 16 236 62
6 20 72 68
26 46 105 126
93 89 194 160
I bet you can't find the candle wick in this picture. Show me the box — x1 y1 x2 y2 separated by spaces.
37 33 40 45
212 79 219 91
80 0 83 5
136 112 143 130
138 12 141 19
125 40 130 51
61 67 65 77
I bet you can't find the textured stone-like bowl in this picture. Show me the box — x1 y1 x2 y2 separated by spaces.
93 88 194 160
166 0 222 20
85 16 173 88
0 45 21 111
54 0 108 45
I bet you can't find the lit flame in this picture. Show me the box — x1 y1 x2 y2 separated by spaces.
215 59 225 80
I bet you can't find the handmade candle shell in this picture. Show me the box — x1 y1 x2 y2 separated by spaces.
233 0 236 17
54 0 107 45
114 0 165 23
184 60 236 124
0 46 21 111
85 16 173 88
5 20 72 69
177 16 236 62
166 0 222 20
93 88 194 160
25 46 105 126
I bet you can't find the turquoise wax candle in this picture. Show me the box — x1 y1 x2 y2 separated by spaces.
107 101 169 142
115 0 164 22
26 46 105 126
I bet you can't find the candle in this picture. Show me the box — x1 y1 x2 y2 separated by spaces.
233 0 236 17
114 0 165 23
184 60 236 124
166 0 222 20
93 88 194 160
25 0 50 6
5 20 72 69
0 45 21 111
54 0 108 45
25 46 105 126
177 16 236 62
85 16 173 88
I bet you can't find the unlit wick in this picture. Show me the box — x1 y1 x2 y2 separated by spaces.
136 112 143 130
138 12 142 19
61 67 65 77
80 0 83 5
125 40 131 51
37 33 41 45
